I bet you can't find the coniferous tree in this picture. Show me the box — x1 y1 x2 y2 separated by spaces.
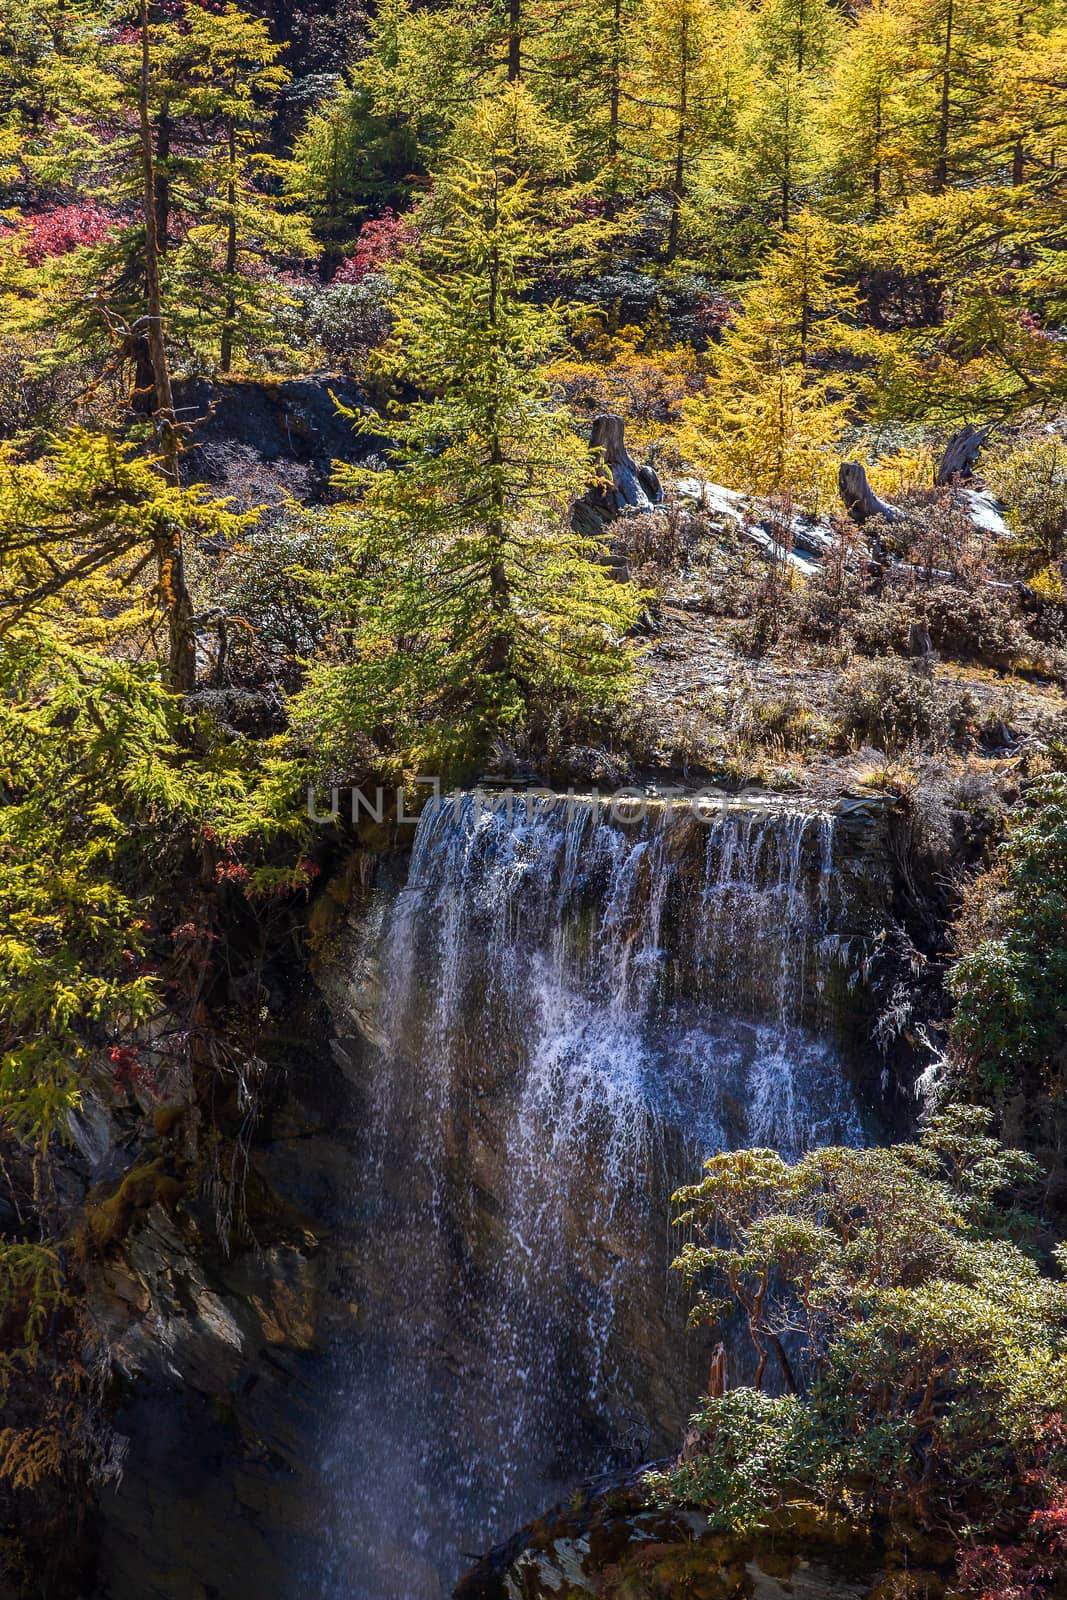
298 86 639 773
681 213 855 508
0 430 245 678
166 4 313 369
523 0 643 198
732 0 839 230
0 0 307 381
894 0 1015 192
627 0 748 261
824 0 911 217
294 0 497 263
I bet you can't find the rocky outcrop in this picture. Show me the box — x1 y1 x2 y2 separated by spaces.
670 477 857 575
453 1465 887 1599
175 372 390 505
83 960 366 1600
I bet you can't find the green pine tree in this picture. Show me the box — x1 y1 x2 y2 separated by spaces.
297 86 640 776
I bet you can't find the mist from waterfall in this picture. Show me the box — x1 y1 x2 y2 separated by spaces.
318 794 867 1600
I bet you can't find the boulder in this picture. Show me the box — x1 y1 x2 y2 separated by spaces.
453 1463 888 1599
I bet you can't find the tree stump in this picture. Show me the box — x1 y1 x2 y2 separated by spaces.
838 461 903 525
935 423 990 485
908 619 933 658
585 412 663 518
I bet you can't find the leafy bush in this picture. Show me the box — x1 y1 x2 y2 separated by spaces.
649 1389 806 1534
845 584 1046 673
873 487 990 582
656 1111 1067 1585
832 657 978 751
272 273 394 370
950 775 1067 1088
333 209 417 283
204 512 337 688
987 436 1067 578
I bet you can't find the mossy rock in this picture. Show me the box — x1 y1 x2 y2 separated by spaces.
152 1102 189 1139
74 1159 187 1259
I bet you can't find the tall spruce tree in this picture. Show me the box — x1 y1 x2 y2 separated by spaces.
298 86 639 774
732 0 839 230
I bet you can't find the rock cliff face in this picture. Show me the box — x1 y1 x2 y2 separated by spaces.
86 977 361 1600
175 373 390 505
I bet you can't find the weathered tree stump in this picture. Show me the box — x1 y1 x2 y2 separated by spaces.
580 412 663 523
908 619 933 658
838 461 904 525
935 423 990 485
572 414 662 582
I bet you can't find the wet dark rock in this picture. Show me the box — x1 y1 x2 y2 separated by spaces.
87 979 361 1600
175 372 390 505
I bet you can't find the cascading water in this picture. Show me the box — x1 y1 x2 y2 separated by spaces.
318 793 870 1599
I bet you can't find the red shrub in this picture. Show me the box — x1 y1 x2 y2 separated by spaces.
333 209 416 283
22 204 117 265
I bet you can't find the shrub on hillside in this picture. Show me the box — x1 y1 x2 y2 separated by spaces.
871 487 990 583
832 657 978 751
204 513 338 688
950 775 1067 1089
987 435 1067 578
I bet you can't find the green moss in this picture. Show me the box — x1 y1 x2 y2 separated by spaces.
307 850 369 951
151 1102 188 1139
74 1160 186 1259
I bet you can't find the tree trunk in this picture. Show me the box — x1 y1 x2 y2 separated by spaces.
934 0 954 193
139 0 195 695
507 0 521 81
908 619 933 657
665 10 689 263
768 1333 798 1394
155 97 170 255
219 119 239 373
872 92 883 216
589 412 662 513
606 0 622 209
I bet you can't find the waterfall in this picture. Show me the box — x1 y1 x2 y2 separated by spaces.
318 794 867 1599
